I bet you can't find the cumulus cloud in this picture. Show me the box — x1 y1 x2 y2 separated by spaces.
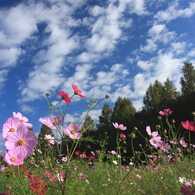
154 1 195 22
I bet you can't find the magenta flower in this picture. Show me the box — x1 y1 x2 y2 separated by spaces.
180 185 195 195
3 151 24 166
58 91 72 104
146 126 158 138
13 112 33 127
181 121 195 131
180 140 188 148
159 108 173 116
120 133 126 139
2 117 20 139
63 123 82 139
39 115 64 130
72 84 86 98
5 123 38 159
112 123 127 130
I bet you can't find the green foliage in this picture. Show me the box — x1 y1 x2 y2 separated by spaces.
180 61 195 97
111 97 136 125
38 124 54 139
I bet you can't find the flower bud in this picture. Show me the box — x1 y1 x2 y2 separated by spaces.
45 93 50 97
105 95 109 99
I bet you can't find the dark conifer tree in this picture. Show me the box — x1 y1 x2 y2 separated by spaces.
180 62 195 97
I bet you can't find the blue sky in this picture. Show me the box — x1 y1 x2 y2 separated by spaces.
0 0 195 151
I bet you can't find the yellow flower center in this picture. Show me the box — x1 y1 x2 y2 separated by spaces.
70 130 75 134
75 89 81 94
20 119 24 122
9 128 15 132
53 120 59 125
18 139 25 146
10 158 16 162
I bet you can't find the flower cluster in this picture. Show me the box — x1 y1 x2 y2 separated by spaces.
2 112 38 166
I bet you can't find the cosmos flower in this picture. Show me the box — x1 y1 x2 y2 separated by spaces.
149 136 162 148
159 108 173 116
5 123 38 159
179 140 188 148
13 112 33 127
3 152 24 166
28 177 48 194
39 115 64 130
72 84 86 98
63 123 82 139
2 117 20 139
180 185 195 195
58 91 72 104
146 126 158 138
181 121 195 131
120 133 126 139
112 123 127 130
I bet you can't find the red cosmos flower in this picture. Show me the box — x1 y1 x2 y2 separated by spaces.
74 151 81 155
120 133 126 139
28 177 48 195
58 91 71 104
181 121 195 131
72 84 86 98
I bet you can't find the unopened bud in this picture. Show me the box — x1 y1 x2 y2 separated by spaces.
45 93 50 97
158 116 162 120
105 95 109 99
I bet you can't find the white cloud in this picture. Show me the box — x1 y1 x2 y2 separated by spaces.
154 2 195 22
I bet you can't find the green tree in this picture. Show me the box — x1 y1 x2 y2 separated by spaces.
111 97 136 125
97 103 113 139
82 115 96 132
143 80 164 111
180 62 195 97
162 78 180 107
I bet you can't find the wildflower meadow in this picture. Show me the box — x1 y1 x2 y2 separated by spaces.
1 84 195 195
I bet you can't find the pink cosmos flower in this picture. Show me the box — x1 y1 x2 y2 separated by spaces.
5 123 38 159
72 84 86 98
108 150 117 155
159 108 173 116
181 121 195 131
149 137 162 148
45 134 55 145
180 140 188 148
58 91 72 104
61 157 68 162
13 112 33 127
4 151 24 166
2 117 20 139
120 133 126 139
39 115 64 130
180 184 195 195
63 123 82 139
159 141 171 153
146 126 158 138
112 123 127 130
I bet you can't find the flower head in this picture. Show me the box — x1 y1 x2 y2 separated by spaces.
112 123 127 130
180 184 195 195
39 115 64 130
120 133 126 139
159 108 173 116
149 136 162 148
180 140 188 148
181 121 195 131
28 177 48 194
2 117 20 139
13 112 33 127
5 123 38 159
3 152 24 166
72 84 86 98
58 91 71 104
63 123 82 139
179 177 192 186
146 126 158 138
